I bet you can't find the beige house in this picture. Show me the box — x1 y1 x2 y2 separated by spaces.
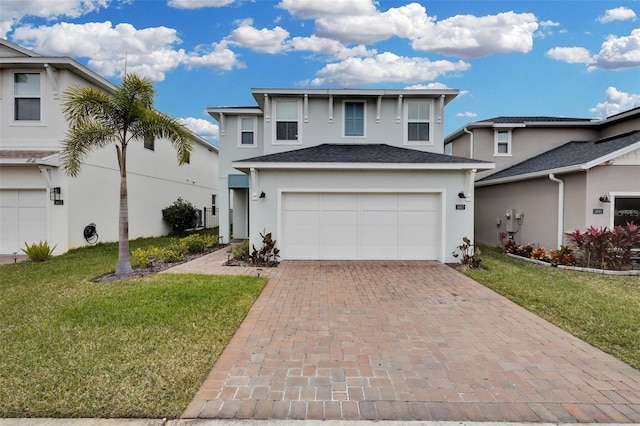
445 108 640 250
0 39 219 255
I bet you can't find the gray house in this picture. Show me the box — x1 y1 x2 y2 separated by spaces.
209 88 493 262
445 108 640 250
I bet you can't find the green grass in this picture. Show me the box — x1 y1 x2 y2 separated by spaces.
464 246 640 370
0 232 266 418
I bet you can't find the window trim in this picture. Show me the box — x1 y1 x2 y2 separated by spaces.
238 116 258 148
403 99 433 146
12 71 44 125
342 100 367 138
494 129 512 157
272 98 302 145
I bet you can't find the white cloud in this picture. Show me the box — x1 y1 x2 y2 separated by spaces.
540 20 560 27
404 83 451 90
412 11 539 58
11 21 241 80
315 3 433 44
456 111 478 118
225 19 290 54
546 46 593 63
179 117 219 140
597 7 636 24
308 52 470 86
1 0 110 37
168 0 235 9
590 87 640 117
593 29 640 70
289 35 376 59
277 0 376 19
547 29 640 70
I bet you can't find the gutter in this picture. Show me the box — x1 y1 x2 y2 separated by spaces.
548 173 564 249
463 127 473 159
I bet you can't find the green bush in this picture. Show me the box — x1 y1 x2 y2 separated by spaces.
162 198 199 235
131 246 184 267
21 240 56 262
180 234 206 253
231 240 250 259
452 236 482 269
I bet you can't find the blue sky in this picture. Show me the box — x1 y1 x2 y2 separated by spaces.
2 0 639 144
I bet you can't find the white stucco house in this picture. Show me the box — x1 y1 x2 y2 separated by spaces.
208 88 493 262
0 38 219 255
445 108 640 250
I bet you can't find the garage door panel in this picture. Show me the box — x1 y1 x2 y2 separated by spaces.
283 193 321 210
0 190 47 254
281 192 441 261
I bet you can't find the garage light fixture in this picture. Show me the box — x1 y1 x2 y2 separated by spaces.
50 187 63 205
599 195 610 203
259 191 266 199
458 191 467 199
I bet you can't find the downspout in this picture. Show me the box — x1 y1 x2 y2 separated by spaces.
548 174 564 248
463 127 474 159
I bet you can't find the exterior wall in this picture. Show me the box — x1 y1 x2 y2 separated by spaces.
586 165 640 228
598 115 640 139
475 178 561 249
247 169 473 263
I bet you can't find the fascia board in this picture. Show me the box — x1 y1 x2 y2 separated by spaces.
475 165 583 187
232 161 495 171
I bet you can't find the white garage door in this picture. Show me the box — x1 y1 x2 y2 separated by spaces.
0 190 47 254
281 192 441 260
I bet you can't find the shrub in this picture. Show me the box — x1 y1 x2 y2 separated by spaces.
231 240 250 259
513 244 534 258
531 247 550 262
566 223 640 270
452 236 482 269
21 240 56 262
131 246 184 267
162 198 199 235
502 239 517 254
249 231 280 266
550 245 577 266
180 234 206 253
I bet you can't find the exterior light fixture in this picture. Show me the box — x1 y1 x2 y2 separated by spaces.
50 187 63 205
13 252 18 263
599 195 610 203
458 191 467 199
259 191 266 199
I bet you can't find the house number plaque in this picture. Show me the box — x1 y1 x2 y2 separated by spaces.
592 208 604 215
455 204 466 210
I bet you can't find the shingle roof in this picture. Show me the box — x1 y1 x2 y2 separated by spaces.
0 150 58 159
235 144 491 164
479 130 640 182
482 116 592 124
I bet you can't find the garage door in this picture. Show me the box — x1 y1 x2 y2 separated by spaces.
280 192 441 260
0 190 47 254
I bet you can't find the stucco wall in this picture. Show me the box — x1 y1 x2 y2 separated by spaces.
246 169 473 263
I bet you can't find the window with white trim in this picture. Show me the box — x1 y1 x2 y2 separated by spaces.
14 72 42 121
274 100 300 143
404 100 431 145
494 129 512 156
343 101 365 137
239 116 256 147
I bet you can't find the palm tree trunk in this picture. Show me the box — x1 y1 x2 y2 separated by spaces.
115 145 132 276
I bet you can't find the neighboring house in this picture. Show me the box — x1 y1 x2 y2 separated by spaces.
208 88 493 262
445 109 640 249
0 39 219 255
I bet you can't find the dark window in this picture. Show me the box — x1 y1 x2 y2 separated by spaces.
408 122 429 141
276 121 298 140
144 137 155 151
275 100 298 141
344 102 364 136
614 197 640 226
14 73 41 121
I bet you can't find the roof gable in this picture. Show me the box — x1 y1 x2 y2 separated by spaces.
478 130 640 184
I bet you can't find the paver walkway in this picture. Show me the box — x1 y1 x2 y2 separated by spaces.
167 250 640 422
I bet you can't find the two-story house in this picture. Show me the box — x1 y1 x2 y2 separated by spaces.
445 109 640 250
0 38 219 255
209 88 493 262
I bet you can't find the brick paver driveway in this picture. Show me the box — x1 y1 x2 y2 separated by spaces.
183 260 640 422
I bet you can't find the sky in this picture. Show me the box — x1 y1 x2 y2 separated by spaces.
2 0 639 145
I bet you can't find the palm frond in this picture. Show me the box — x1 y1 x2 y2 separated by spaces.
61 123 117 177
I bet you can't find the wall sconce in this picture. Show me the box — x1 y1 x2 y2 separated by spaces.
599 195 610 203
458 191 467 199
259 191 266 199
50 187 63 205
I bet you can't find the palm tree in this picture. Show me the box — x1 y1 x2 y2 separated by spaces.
61 74 193 277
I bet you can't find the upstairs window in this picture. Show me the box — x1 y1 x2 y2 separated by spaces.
344 101 365 137
239 117 256 146
494 129 512 156
275 100 299 142
14 73 41 121
405 100 431 144
144 137 155 151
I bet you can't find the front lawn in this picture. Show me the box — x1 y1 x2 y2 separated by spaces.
0 235 266 418
464 246 640 370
